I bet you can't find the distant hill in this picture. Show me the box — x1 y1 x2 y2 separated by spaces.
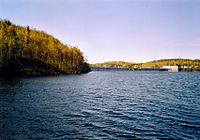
0 19 91 76
91 59 200 71
91 61 141 69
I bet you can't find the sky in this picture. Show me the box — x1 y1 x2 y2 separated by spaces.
0 0 200 63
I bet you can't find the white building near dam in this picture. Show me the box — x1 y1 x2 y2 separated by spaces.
162 66 179 72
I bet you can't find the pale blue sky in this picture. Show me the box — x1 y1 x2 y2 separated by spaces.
0 0 200 63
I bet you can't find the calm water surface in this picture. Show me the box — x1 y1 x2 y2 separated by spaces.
1 71 200 139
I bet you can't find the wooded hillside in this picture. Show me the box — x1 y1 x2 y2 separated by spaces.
0 19 90 75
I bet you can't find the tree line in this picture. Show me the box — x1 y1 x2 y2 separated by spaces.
0 19 90 75
91 59 200 71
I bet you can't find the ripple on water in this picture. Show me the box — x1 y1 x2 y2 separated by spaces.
1 71 200 139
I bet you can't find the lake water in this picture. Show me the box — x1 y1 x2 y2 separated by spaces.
1 71 200 139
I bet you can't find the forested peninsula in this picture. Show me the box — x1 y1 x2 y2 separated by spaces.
0 19 91 76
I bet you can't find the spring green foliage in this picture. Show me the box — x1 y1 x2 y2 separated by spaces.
91 59 200 71
0 19 90 75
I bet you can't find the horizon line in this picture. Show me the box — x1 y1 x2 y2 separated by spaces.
90 57 200 64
